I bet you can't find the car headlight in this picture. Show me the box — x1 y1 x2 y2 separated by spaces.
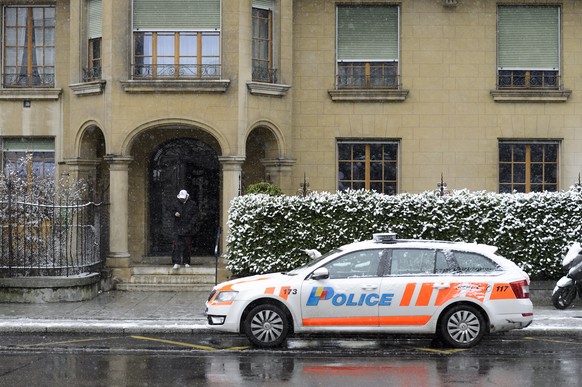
214 291 238 303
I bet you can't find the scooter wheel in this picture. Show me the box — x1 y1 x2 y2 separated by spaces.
552 285 577 309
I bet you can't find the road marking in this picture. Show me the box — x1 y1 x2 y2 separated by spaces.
413 347 467 354
131 335 249 351
22 337 122 347
524 337 582 345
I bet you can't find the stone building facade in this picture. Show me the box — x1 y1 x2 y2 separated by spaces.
1 0 581 283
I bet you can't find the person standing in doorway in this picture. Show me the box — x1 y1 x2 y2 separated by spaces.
171 189 198 269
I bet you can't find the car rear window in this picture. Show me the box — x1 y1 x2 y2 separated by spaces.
452 251 501 273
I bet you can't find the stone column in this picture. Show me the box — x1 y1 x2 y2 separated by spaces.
218 156 245 251
262 158 296 193
103 155 133 275
62 158 100 194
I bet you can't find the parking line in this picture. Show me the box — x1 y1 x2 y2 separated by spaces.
131 335 221 351
413 347 467 355
22 337 122 347
524 337 582 345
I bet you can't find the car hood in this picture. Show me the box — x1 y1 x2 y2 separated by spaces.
213 272 295 292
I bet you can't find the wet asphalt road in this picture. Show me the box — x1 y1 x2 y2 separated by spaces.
1 332 582 386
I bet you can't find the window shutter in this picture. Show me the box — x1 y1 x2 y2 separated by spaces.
2 138 54 151
498 6 559 70
133 0 220 30
337 6 399 61
87 0 102 39
253 0 274 10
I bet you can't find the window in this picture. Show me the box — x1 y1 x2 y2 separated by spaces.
388 249 437 276
3 6 55 87
497 6 560 89
85 0 102 81
499 141 559 193
1 138 55 183
132 0 220 80
324 250 384 279
452 252 501 274
252 1 275 83
336 5 399 89
337 141 398 194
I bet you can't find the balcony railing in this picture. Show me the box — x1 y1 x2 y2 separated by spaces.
131 63 221 80
336 62 400 89
82 66 102 82
3 73 55 88
252 66 278 83
497 70 560 89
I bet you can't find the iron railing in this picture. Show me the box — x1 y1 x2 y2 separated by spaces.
131 63 221 80
252 66 278 83
497 70 560 89
3 73 55 87
82 66 102 82
336 62 400 89
0 186 106 278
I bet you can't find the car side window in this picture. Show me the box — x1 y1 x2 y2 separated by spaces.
388 249 437 276
453 252 501 273
324 249 384 279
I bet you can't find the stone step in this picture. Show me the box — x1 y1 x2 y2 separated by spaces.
116 264 220 292
116 283 215 292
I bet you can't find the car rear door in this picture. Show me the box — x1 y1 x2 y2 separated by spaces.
378 248 447 329
300 249 387 329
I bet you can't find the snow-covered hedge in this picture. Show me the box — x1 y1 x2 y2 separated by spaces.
226 189 582 279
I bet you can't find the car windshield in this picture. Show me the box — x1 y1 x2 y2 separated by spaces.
286 248 342 275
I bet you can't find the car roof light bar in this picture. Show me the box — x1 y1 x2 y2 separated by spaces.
373 233 398 244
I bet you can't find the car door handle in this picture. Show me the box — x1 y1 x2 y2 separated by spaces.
361 285 378 291
433 282 450 289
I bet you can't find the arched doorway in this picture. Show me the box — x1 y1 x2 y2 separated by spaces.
149 138 220 256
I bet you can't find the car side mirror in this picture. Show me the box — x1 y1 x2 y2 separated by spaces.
311 267 329 280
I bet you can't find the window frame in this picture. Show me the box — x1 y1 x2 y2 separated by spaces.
496 5 560 90
0 138 55 183
2 5 56 88
252 6 275 83
335 5 400 90
337 140 400 195
498 140 560 193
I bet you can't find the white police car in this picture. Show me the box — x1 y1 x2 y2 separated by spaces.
206 233 533 348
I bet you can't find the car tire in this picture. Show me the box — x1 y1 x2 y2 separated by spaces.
439 304 486 348
243 303 289 348
552 285 577 310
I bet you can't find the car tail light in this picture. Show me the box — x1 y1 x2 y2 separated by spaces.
510 280 529 299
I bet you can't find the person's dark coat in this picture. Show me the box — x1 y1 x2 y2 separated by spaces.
171 198 198 236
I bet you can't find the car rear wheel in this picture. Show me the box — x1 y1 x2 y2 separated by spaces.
243 304 289 348
439 304 486 348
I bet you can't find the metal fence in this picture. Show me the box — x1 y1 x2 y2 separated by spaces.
0 189 107 278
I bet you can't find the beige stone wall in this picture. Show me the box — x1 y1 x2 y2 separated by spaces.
291 0 582 194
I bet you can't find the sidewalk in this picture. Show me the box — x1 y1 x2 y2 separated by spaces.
1 289 582 336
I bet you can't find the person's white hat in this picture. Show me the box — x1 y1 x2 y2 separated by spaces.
177 190 189 199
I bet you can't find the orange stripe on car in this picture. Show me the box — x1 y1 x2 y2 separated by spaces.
279 286 291 300
303 316 379 326
415 283 434 306
378 315 431 326
400 283 416 306
489 283 516 299
302 315 431 327
264 287 275 295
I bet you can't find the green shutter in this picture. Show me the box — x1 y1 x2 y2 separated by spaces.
87 0 102 39
498 6 559 69
253 0 274 10
2 138 54 151
337 5 399 61
133 0 220 30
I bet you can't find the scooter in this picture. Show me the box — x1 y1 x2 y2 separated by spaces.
552 242 582 309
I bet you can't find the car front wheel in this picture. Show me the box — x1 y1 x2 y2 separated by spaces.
243 303 289 348
439 304 486 348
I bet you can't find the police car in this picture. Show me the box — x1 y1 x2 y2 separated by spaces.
206 233 533 348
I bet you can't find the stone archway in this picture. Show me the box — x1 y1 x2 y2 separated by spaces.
149 138 220 256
